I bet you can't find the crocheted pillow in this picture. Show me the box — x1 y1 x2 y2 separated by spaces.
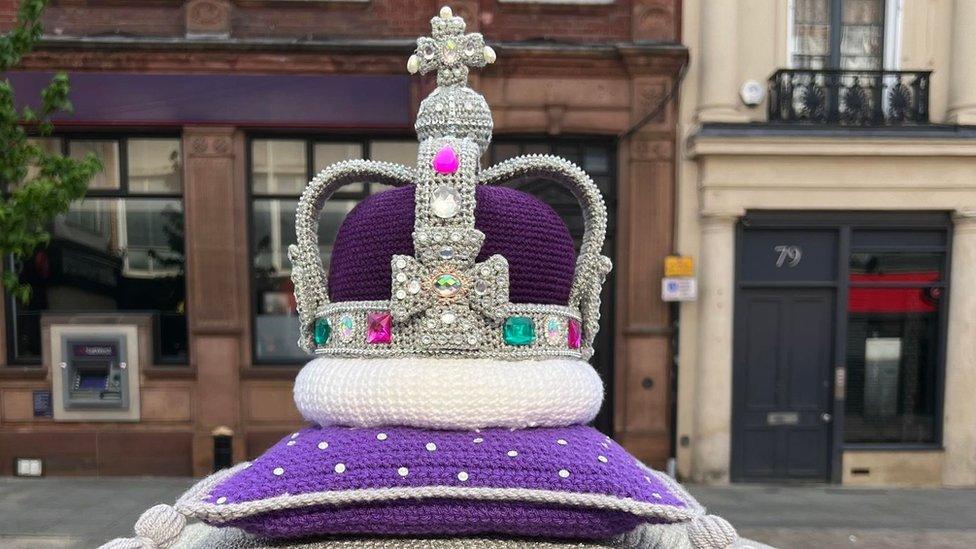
176 425 705 540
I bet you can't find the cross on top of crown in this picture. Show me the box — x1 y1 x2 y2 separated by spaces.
407 6 497 87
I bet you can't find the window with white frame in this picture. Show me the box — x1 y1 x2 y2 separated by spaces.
790 0 901 70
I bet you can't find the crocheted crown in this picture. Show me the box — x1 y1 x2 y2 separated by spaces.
149 10 737 549
288 6 612 361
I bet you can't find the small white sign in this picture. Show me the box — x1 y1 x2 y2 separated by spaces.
662 277 697 302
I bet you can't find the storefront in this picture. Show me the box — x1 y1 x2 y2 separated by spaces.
732 212 951 482
0 1 686 476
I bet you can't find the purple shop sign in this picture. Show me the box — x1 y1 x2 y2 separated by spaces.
4 71 412 128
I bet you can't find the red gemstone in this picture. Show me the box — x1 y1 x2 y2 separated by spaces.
567 319 582 350
366 312 393 344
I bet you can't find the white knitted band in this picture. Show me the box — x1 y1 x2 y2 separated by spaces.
293 357 604 430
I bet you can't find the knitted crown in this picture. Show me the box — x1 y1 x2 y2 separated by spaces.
288 6 612 361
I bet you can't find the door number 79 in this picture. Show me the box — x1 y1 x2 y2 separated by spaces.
774 245 802 268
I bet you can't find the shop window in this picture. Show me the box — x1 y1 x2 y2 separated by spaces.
844 240 947 445
249 138 418 363
5 136 187 364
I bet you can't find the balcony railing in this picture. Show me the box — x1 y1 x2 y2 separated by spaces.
768 69 931 126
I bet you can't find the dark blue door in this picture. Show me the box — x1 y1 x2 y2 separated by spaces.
732 289 834 481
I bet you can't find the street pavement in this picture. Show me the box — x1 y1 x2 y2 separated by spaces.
688 484 976 549
0 476 974 548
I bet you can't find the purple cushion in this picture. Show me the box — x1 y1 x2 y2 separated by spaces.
193 426 701 539
229 500 645 539
328 185 577 305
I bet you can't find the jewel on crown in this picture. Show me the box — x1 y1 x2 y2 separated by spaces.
288 6 612 361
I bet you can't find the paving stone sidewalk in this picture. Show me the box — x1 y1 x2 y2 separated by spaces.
0 476 974 548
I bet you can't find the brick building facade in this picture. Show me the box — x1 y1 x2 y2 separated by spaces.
0 0 685 477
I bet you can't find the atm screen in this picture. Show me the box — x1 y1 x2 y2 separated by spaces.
77 372 108 390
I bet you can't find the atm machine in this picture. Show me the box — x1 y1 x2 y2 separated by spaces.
50 324 140 421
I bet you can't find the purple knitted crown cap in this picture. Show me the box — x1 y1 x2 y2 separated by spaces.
329 185 577 305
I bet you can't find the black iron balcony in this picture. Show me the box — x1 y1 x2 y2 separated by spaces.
768 69 931 126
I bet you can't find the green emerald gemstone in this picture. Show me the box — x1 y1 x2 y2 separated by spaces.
503 316 536 346
433 273 462 298
313 318 331 346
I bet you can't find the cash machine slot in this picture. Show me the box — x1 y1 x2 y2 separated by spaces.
50 323 140 422
62 339 128 411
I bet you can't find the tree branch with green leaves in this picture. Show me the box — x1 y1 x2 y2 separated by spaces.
0 0 101 302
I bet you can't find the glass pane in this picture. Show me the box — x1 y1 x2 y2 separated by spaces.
69 140 121 190
844 301 940 444
843 0 883 24
584 146 610 174
127 139 182 194
252 198 356 361
369 140 418 194
252 140 307 196
22 137 62 188
849 252 944 283
554 144 581 165
369 140 418 166
312 142 363 193
792 0 831 69
314 142 363 171
840 0 884 69
10 198 187 362
491 143 520 163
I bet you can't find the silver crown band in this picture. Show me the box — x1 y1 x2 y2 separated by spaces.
311 301 583 360
289 9 612 361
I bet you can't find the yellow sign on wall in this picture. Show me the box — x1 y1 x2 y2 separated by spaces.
664 255 694 278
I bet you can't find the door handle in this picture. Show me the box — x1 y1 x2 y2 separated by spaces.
821 412 832 423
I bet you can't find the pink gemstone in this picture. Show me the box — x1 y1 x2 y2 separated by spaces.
432 146 460 174
366 312 392 344
567 319 582 350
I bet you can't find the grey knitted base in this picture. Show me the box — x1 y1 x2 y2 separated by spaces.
171 522 695 549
